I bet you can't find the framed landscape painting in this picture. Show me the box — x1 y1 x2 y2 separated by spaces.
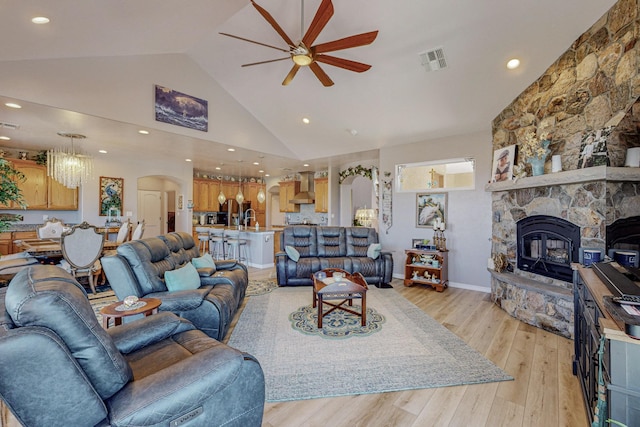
155 85 208 132
416 193 447 228
99 176 123 216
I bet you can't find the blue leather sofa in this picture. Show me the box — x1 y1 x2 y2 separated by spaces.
0 266 265 427
276 226 393 287
102 231 247 340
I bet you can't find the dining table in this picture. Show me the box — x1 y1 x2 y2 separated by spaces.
16 238 119 257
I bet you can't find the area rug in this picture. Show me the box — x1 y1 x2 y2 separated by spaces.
228 286 512 402
246 279 278 296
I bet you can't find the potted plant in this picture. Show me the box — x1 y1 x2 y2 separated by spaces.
0 158 26 233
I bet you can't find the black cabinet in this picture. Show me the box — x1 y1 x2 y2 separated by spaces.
573 267 639 426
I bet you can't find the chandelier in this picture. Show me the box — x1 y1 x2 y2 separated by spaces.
47 132 93 189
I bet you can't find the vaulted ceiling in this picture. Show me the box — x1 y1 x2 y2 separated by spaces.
0 0 617 176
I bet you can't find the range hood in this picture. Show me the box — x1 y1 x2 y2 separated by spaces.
290 171 315 204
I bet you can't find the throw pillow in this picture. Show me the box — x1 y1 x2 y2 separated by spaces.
367 243 382 259
285 245 300 262
164 262 201 292
192 253 216 271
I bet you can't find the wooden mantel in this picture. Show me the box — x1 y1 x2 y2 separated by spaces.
485 166 640 192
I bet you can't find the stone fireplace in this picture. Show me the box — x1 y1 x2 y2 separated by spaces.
486 0 640 338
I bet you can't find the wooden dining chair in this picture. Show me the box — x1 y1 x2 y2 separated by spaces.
60 222 105 294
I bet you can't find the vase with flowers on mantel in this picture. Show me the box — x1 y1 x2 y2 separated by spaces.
522 135 551 177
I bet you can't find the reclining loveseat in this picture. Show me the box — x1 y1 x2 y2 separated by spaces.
102 231 247 340
276 226 393 287
0 266 265 427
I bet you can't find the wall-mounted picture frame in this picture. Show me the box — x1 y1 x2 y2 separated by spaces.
155 84 208 132
416 193 447 228
177 194 184 210
99 176 124 216
412 238 423 249
491 145 516 182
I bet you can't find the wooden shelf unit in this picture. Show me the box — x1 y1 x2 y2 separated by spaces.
404 249 448 292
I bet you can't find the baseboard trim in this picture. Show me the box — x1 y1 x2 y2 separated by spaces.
392 274 490 293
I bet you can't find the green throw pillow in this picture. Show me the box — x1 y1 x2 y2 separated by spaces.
164 262 201 292
285 245 300 262
367 243 382 259
192 253 216 271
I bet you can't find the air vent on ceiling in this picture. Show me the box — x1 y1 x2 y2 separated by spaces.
419 47 448 72
0 121 20 130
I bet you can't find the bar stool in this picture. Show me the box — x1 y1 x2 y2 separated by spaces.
224 229 248 264
195 227 210 254
209 228 225 260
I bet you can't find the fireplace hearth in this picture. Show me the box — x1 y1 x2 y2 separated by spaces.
517 215 580 282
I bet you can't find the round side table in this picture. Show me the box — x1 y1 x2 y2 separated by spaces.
100 297 162 329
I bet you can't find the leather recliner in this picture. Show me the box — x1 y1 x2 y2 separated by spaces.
0 265 265 427
102 232 248 340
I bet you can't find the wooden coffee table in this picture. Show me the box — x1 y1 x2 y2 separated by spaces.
312 268 368 328
99 297 161 329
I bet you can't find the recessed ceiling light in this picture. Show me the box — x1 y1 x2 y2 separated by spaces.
348 129 358 136
253 162 259 165
98 149 107 154
303 163 310 167
302 117 310 124
0 136 10 141
215 166 221 170
138 130 149 135
258 169 264 173
5 102 21 109
185 158 192 162
227 148 235 152
507 58 520 69
31 16 50 24
265 174 270 177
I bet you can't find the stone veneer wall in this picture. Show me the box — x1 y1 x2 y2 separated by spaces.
492 0 639 173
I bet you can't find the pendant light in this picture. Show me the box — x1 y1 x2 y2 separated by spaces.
235 177 244 204
217 177 226 205
47 132 93 189
257 173 266 204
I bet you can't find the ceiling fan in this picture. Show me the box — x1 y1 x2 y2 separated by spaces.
220 0 378 87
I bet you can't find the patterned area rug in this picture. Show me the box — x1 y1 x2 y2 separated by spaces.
228 286 513 402
289 304 385 338
246 279 278 296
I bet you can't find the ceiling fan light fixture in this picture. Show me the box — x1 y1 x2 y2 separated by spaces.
292 53 313 66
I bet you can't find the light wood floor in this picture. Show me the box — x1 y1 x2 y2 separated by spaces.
243 267 588 427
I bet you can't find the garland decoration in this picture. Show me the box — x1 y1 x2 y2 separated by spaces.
339 165 373 184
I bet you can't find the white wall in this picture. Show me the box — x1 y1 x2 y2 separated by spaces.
379 130 493 290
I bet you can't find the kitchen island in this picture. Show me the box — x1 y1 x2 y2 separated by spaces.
192 226 275 269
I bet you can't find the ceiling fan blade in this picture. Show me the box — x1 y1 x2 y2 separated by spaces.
309 62 334 87
251 1 295 47
314 55 371 72
219 32 290 53
282 64 301 86
242 57 291 67
302 0 334 47
313 30 379 54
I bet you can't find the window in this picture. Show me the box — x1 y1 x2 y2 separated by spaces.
396 158 475 192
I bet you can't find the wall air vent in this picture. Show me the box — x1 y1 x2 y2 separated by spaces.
419 47 447 72
0 121 20 130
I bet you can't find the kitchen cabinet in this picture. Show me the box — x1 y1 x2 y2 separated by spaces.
279 181 300 213
193 179 219 212
314 177 328 213
0 159 77 210
403 249 448 292
48 177 78 210
0 232 11 256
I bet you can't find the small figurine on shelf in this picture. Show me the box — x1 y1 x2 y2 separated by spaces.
412 271 419 279
423 271 431 280
432 218 447 251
